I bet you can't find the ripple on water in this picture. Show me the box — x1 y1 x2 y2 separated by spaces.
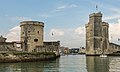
109 57 120 72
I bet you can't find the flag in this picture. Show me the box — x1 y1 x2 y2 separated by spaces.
96 5 98 11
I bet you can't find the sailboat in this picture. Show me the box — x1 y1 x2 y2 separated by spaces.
100 54 107 57
100 47 107 58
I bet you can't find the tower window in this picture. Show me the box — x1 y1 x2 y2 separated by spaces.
37 31 39 34
22 32 24 34
28 31 30 33
34 39 38 42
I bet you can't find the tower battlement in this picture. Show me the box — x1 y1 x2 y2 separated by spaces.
89 12 102 18
86 12 109 55
20 21 44 27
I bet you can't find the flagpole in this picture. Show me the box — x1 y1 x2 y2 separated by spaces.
96 5 98 12
52 32 54 52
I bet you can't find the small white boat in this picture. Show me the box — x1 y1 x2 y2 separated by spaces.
60 53 65 56
100 54 107 58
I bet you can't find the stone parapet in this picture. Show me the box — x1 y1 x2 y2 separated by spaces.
20 21 44 27
89 12 102 18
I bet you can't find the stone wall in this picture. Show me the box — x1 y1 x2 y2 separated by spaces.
20 21 44 52
35 41 60 55
109 43 120 53
0 42 16 51
86 12 109 55
0 36 16 51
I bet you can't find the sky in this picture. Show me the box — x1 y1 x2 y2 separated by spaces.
0 0 120 48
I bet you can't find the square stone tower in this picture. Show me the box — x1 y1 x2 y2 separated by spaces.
20 21 44 52
86 12 109 55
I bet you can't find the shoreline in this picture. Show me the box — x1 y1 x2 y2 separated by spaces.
0 52 60 63
86 53 120 56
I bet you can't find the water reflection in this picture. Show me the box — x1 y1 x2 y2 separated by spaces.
109 57 120 72
86 56 120 72
1 55 120 72
86 56 109 72
0 58 60 72
0 55 87 72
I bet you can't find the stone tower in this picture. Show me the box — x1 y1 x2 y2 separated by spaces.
20 21 44 52
86 12 109 55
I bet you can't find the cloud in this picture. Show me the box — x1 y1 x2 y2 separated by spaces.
53 4 78 12
44 27 85 48
104 15 120 20
39 14 52 18
57 5 66 9
10 16 32 21
104 8 120 20
75 27 85 35
107 18 120 45
5 26 20 42
69 4 78 8
49 29 64 37
109 19 120 44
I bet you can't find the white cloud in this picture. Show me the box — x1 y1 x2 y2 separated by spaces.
69 4 78 8
104 8 120 20
39 14 52 18
10 16 32 21
49 29 64 37
57 5 66 9
107 8 120 20
75 27 85 35
44 27 85 48
109 19 120 44
6 26 20 42
104 15 120 20
53 4 78 12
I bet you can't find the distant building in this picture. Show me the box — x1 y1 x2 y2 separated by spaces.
60 47 69 54
79 47 86 54
69 48 79 54
86 12 120 55
35 41 60 55
0 35 16 52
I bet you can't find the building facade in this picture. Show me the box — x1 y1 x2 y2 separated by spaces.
20 21 44 52
20 21 60 55
86 12 109 55
35 41 60 55
86 12 120 55
0 36 16 52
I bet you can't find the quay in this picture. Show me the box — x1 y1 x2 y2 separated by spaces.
0 52 60 63
0 21 60 63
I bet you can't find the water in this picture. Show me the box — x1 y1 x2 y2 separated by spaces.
0 55 120 72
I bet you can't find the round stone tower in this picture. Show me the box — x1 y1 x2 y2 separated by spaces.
20 21 44 52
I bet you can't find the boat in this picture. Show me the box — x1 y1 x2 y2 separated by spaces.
100 47 107 58
60 53 65 56
100 54 107 57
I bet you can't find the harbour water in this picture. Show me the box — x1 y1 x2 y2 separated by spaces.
0 55 120 72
